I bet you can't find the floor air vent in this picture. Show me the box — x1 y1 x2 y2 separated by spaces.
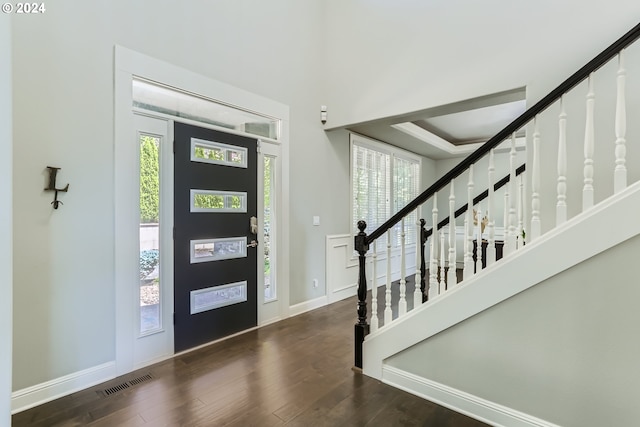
128 373 153 386
103 382 130 396
97 373 154 398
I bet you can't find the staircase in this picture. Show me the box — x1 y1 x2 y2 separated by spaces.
354 22 640 427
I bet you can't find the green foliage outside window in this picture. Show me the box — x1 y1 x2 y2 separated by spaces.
194 146 225 161
140 136 159 223
264 157 272 207
194 194 224 209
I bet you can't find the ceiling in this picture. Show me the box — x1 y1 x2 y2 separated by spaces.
347 88 527 160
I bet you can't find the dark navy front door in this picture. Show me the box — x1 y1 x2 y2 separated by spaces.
174 122 258 352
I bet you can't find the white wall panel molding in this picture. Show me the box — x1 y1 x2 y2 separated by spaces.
326 234 417 304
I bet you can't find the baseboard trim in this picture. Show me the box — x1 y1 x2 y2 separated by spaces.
383 366 560 427
259 315 284 328
11 361 117 414
289 296 328 317
11 297 327 414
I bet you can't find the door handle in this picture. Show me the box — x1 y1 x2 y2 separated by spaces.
250 216 258 234
247 239 259 248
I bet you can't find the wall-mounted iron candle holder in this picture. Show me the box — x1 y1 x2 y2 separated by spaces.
45 166 69 209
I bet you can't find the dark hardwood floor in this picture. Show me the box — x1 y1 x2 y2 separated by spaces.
12 290 487 426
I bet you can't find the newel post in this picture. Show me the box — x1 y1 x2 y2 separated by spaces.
354 220 370 370
419 219 427 303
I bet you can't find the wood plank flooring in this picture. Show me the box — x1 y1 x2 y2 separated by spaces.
12 293 487 426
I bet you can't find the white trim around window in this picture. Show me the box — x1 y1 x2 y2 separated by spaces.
349 133 422 250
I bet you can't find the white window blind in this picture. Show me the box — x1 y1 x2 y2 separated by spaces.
352 143 391 248
393 156 420 246
351 134 421 250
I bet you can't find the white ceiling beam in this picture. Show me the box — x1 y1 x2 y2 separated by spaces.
391 122 482 155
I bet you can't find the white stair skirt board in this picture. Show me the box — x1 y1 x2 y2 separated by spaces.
363 180 640 379
11 362 116 414
383 366 561 427
326 234 417 304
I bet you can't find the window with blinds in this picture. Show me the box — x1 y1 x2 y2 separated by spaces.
351 134 421 250
393 155 420 246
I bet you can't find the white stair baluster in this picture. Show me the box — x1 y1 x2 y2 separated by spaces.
384 230 392 325
463 166 474 280
398 218 407 316
583 73 595 211
487 150 496 265
439 231 446 294
447 180 458 286
428 195 439 299
475 206 483 273
370 241 378 332
531 116 542 241
503 189 508 249
518 174 524 247
506 133 518 255
521 171 528 245
413 206 422 308
557 97 568 225
614 50 627 193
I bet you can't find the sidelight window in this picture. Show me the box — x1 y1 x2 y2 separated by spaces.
264 155 276 302
139 134 162 335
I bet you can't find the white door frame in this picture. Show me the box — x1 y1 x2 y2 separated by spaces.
131 113 174 367
114 46 290 375
258 140 286 326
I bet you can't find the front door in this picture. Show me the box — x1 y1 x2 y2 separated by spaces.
174 122 258 352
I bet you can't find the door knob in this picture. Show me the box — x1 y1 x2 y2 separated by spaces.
247 239 259 248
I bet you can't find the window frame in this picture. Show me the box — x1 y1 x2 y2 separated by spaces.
349 133 422 252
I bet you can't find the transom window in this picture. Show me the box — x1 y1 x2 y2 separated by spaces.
133 78 280 140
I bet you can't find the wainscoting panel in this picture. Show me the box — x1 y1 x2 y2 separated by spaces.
326 234 417 304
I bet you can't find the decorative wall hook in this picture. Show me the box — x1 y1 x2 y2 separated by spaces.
44 166 69 209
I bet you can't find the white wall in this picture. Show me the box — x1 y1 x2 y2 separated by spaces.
11 0 345 393
386 231 640 426
1 13 13 425
324 0 640 129
324 0 640 238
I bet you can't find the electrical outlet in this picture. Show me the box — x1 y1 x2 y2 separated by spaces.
313 279 318 288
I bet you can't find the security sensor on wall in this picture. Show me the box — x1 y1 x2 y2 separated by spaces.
321 105 327 124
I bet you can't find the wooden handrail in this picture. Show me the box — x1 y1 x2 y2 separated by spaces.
365 22 640 245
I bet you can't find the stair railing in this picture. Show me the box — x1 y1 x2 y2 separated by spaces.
354 22 640 369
